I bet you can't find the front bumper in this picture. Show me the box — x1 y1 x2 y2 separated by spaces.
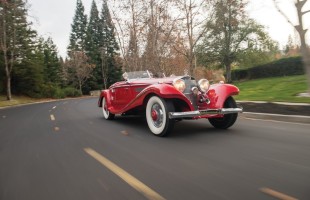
169 107 243 119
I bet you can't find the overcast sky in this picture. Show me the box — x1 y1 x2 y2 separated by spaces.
27 0 310 58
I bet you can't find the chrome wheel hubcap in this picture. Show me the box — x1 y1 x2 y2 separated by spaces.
151 103 163 128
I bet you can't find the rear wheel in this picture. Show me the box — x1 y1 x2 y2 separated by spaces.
102 98 115 120
146 96 175 137
208 96 238 129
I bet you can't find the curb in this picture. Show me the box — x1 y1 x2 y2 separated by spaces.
237 100 310 106
241 112 310 124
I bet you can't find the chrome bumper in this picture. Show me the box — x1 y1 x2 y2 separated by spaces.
169 108 243 119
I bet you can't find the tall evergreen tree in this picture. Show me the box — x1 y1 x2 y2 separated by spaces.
86 0 101 58
99 0 121 88
67 0 88 54
43 37 61 84
13 35 45 97
84 0 102 91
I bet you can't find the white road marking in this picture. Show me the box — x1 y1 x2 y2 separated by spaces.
52 106 57 109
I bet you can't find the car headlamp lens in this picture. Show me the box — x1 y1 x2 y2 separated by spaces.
173 79 186 93
198 79 210 93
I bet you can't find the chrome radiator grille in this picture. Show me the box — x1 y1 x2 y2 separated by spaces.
182 77 198 109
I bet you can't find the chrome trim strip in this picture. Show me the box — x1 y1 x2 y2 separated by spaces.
169 108 243 119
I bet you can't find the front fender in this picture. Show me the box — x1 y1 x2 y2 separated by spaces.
207 84 240 109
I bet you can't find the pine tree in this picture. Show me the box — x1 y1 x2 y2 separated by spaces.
84 0 102 91
43 37 61 84
67 0 88 54
99 0 121 88
85 0 101 58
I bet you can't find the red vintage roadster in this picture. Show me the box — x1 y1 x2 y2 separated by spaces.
98 71 243 136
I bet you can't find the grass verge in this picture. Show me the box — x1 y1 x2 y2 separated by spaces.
234 75 310 103
0 95 44 108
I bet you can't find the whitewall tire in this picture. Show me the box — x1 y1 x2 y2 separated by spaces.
146 96 174 137
102 98 115 120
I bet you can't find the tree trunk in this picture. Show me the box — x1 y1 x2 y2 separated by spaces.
296 0 310 94
4 53 11 100
300 35 310 94
79 80 82 94
225 63 232 83
1 5 12 101
6 74 12 101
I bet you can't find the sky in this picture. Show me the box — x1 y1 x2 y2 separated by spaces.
27 0 310 58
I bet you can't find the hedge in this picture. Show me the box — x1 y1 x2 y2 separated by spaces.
231 57 305 81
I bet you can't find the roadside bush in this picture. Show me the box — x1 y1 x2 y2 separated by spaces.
232 57 304 81
41 84 65 99
63 87 82 97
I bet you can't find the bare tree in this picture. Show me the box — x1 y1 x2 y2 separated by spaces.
174 0 213 76
110 0 145 71
142 0 179 73
65 51 95 93
273 0 310 94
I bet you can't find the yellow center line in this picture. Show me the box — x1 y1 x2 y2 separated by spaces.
84 148 165 200
50 114 55 121
260 187 298 200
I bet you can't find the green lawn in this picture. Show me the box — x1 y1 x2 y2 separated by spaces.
234 75 310 103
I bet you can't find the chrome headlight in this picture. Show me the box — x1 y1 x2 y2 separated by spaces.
198 79 210 93
173 78 186 93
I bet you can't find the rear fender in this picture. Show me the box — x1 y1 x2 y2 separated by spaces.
207 84 240 109
98 90 112 108
118 84 194 114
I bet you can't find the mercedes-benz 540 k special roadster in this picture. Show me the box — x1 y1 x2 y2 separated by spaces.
98 71 243 137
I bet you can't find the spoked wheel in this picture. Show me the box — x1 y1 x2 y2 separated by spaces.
146 96 175 137
208 96 238 129
102 98 115 120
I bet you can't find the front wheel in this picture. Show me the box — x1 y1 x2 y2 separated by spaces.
102 97 115 120
146 96 175 137
208 96 238 129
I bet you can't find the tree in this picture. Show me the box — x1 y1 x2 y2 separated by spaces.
43 37 61 84
0 0 38 99
84 0 102 91
174 0 213 76
197 0 276 82
99 0 121 87
273 0 310 94
67 0 88 54
64 51 95 93
142 0 179 73
110 0 145 71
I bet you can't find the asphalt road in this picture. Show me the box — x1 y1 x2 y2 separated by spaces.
0 97 309 200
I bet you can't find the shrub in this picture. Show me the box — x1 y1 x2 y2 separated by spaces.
232 57 304 81
40 84 65 99
63 87 82 97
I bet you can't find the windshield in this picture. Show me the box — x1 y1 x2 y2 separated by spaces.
123 71 151 80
